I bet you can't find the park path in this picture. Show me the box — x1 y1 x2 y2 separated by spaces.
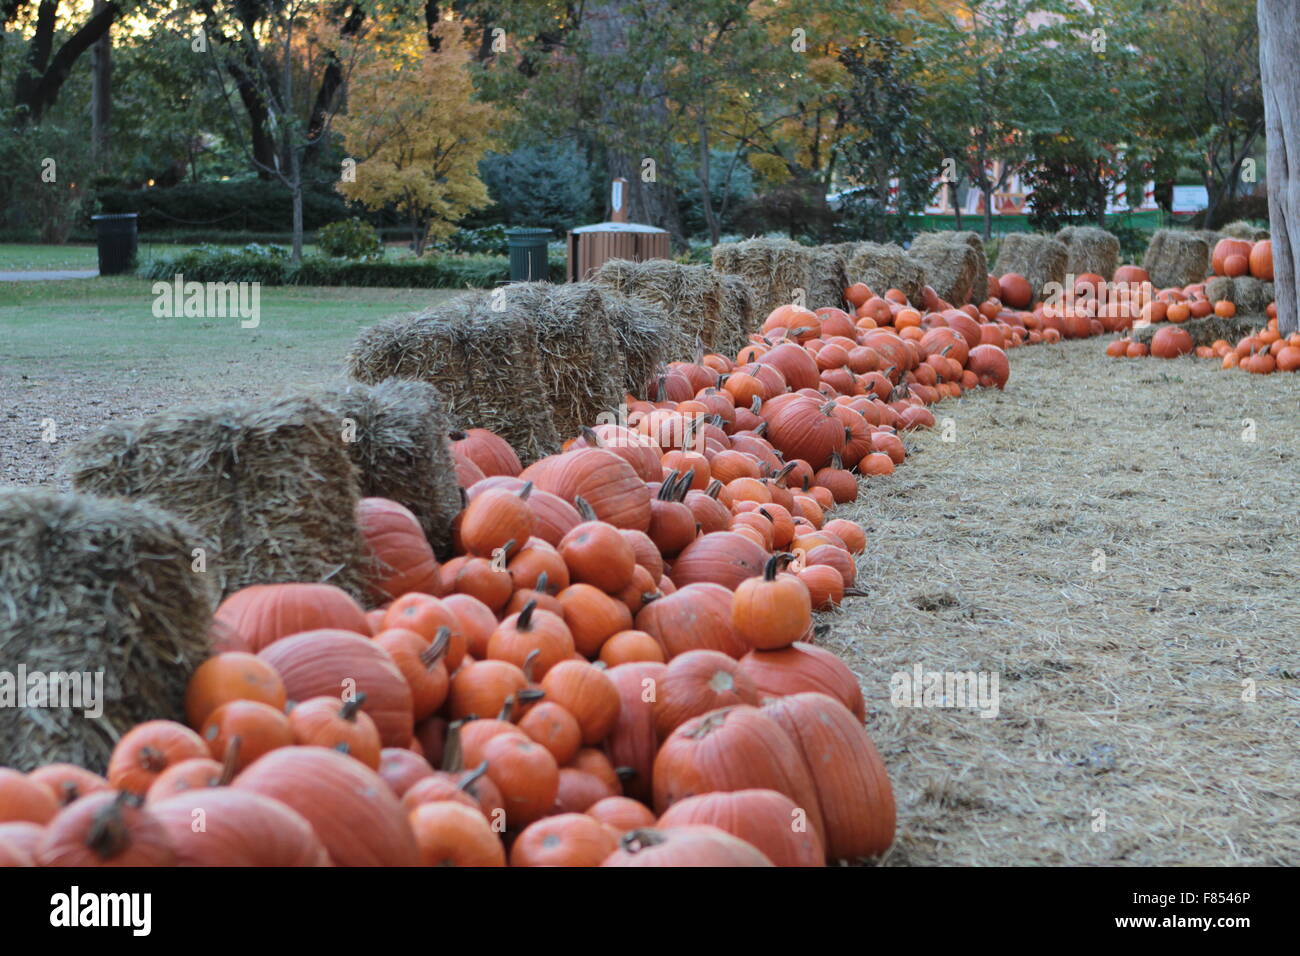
825 338 1299 865
0 271 98 281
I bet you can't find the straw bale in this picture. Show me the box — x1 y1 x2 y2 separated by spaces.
807 246 849 311
315 378 462 558
711 238 812 317
907 239 981 305
591 259 726 353
994 233 1069 302
66 396 369 601
1142 230 1209 289
0 488 216 771
842 241 927 304
1058 226 1120 280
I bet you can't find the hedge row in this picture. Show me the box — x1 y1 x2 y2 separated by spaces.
99 182 355 233
140 245 568 288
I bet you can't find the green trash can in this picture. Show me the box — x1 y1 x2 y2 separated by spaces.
91 213 139 276
506 227 552 282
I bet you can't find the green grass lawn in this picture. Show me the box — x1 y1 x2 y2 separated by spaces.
0 277 457 376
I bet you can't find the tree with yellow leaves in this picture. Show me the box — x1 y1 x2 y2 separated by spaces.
334 23 497 255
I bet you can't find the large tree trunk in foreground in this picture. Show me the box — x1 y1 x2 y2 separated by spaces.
1259 0 1299 334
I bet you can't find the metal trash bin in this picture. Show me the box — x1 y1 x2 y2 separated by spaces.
91 213 139 276
506 227 552 282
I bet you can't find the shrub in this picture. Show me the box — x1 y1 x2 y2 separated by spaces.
139 245 568 288
98 180 355 233
443 224 508 255
317 218 383 260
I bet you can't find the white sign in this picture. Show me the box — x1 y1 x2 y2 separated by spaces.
1171 185 1208 213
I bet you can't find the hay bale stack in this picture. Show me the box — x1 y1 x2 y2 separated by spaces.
348 292 561 463
806 247 848 311
66 396 369 601
523 282 627 442
1057 226 1120 280
994 233 1068 302
1192 230 1222 274
315 379 462 558
711 238 812 317
913 231 988 289
717 273 757 356
907 236 981 305
1233 277 1274 315
1133 313 1260 348
1220 220 1269 241
1142 230 1209 289
0 488 216 771
841 241 927 304
1205 276 1235 304
602 290 683 396
591 259 727 353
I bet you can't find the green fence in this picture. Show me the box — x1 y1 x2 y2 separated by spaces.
900 210 1165 236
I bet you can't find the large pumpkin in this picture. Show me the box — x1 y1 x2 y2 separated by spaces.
1150 326 1193 359
233 746 417 866
656 789 824 867
151 789 330 866
652 705 826 845
667 532 767 592
1212 238 1252 276
602 662 667 803
600 825 773 867
1248 240 1273 280
635 583 749 659
762 397 845 469
521 448 651 531
736 642 866 720
449 428 522 477
212 583 370 653
258 629 413 747
761 693 895 860
356 497 440 600
36 793 176 866
652 650 757 738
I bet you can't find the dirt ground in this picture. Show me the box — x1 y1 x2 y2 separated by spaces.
824 342 1299 865
3 310 1297 865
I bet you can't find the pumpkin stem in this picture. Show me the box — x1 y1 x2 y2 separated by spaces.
831 452 844 471
421 627 451 668
218 735 242 786
534 570 550 596
820 400 836 416
522 648 540 682
518 481 533 502
753 421 768 436
497 695 516 722
774 461 797 486
614 765 636 782
441 721 465 773
655 376 666 402
580 425 604 448
448 430 468 442
517 599 537 630
676 470 695 501
620 828 668 854
763 553 785 580
658 470 681 501
517 688 546 705
340 691 368 722
458 761 489 793
750 395 762 414
684 708 730 738
85 791 135 860
138 746 166 773
705 479 723 500
574 496 598 522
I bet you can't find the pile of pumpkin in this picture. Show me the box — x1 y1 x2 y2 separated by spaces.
1102 239 1296 370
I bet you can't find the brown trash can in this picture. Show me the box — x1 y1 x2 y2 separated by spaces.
567 222 671 282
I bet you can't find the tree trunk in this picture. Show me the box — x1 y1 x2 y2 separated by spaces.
13 0 118 123
290 151 304 266
1259 0 1299 334
90 1 111 166
981 183 993 242
587 0 687 249
951 182 963 230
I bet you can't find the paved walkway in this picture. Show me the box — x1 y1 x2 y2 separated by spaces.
0 270 99 281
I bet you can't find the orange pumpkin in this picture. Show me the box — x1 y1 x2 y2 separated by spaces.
356 497 441 600
212 583 370 654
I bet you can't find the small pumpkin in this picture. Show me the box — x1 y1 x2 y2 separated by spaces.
558 500 638 594
486 600 576 680
107 720 210 796
408 799 505 866
481 733 560 829
460 483 533 560
511 812 618 867
288 694 384 769
25 765 110 808
586 796 657 834
539 660 621 745
0 769 59 824
184 652 287 729
199 699 295 772
732 554 812 651
357 497 441 600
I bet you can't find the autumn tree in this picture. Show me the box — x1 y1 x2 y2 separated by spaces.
1142 0 1262 228
334 22 496 255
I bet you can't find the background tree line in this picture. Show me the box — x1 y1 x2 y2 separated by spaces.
0 0 1266 252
